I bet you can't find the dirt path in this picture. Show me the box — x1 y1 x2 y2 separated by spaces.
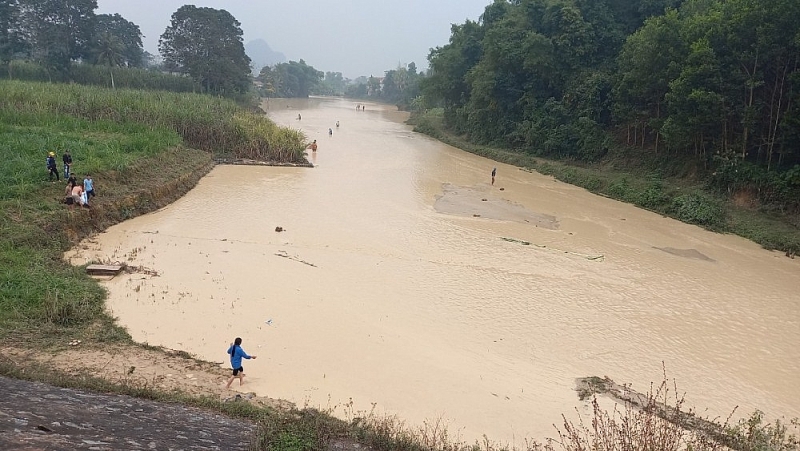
1 344 292 410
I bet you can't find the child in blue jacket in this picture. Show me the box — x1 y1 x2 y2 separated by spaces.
225 337 257 389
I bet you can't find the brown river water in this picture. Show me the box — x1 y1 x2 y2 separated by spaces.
68 97 800 444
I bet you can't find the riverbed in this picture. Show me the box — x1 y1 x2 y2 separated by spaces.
68 97 800 444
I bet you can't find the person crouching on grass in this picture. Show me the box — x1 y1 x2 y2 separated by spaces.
225 337 256 389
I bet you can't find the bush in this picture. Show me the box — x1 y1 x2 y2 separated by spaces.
637 180 670 209
607 177 637 203
671 192 728 229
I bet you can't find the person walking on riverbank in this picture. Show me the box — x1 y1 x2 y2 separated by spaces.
225 337 256 389
46 152 59 182
491 167 497 185
62 150 72 179
83 174 95 199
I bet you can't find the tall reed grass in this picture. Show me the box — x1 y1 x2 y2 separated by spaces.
1 60 200 93
0 80 307 162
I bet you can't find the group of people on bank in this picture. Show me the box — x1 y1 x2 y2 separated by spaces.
47 150 95 208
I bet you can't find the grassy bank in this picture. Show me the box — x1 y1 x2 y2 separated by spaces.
0 79 310 331
411 109 800 256
0 80 307 163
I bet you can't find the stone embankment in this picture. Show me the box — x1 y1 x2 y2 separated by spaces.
0 376 255 450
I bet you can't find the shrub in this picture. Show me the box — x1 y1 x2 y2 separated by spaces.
671 192 728 229
637 180 670 209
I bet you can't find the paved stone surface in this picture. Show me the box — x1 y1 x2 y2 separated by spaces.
0 376 256 450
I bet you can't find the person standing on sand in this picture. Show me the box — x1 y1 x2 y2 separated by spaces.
47 152 59 182
491 167 497 185
226 337 256 389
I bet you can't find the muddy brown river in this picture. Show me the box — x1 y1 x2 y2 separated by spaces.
68 97 800 444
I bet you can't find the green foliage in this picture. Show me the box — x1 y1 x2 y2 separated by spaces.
0 0 24 65
257 59 323 98
378 64 424 108
0 80 305 162
725 411 800 451
159 5 252 97
709 159 800 211
94 13 144 67
314 71 347 96
4 1 246 100
252 409 337 451
1 60 200 92
419 0 800 214
16 0 97 75
637 179 670 209
670 192 728 229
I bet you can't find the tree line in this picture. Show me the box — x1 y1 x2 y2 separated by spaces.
344 62 426 110
1 1 252 98
255 58 427 111
419 0 800 206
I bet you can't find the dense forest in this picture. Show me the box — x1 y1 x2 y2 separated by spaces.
417 0 800 210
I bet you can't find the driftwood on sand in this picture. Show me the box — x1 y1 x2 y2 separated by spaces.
576 376 745 450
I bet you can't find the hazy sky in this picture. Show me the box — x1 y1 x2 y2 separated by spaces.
96 0 490 78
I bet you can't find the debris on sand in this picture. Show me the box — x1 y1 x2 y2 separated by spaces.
275 250 316 267
501 237 604 261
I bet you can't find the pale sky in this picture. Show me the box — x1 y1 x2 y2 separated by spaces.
96 0 490 78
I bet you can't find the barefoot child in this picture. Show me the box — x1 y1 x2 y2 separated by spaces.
225 337 256 389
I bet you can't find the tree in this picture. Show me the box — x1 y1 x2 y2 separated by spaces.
257 60 322 98
0 0 23 68
94 13 143 67
314 71 346 96
615 9 687 151
159 5 251 96
93 31 123 88
17 0 97 76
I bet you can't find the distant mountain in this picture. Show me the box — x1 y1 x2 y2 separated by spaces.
245 39 287 73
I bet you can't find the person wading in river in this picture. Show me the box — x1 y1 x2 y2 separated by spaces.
225 337 256 389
